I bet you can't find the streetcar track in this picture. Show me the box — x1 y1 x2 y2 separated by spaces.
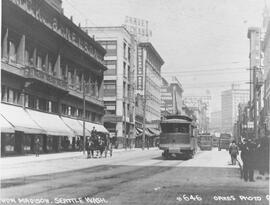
2 157 185 199
1 152 159 188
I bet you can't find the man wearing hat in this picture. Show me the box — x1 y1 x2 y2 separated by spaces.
240 138 256 182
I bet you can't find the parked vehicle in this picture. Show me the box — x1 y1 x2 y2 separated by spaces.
159 115 197 159
212 135 219 147
198 133 212 150
218 133 232 151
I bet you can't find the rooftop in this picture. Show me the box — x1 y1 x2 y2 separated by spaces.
139 42 165 66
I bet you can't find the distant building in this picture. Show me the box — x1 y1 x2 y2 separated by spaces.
136 42 164 128
161 76 184 115
183 96 211 133
221 85 249 133
82 26 136 148
209 111 222 132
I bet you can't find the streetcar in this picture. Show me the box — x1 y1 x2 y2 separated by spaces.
198 133 212 151
159 115 197 159
212 135 219 147
218 133 232 151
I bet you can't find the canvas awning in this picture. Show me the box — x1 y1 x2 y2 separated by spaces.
0 103 45 134
80 121 109 134
0 114 14 133
95 124 109 133
136 127 143 136
135 127 153 137
61 117 91 136
148 128 161 136
26 109 74 136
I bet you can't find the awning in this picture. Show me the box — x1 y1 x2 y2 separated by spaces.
148 128 161 136
95 124 109 133
0 103 45 134
79 121 109 134
0 114 14 133
61 117 91 136
135 127 153 137
136 127 143 136
26 109 74 136
146 128 155 137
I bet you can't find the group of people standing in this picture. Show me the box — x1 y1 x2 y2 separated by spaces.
85 127 113 159
228 137 269 182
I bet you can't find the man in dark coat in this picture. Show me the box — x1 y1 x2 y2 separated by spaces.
240 138 256 182
85 137 90 158
35 137 41 157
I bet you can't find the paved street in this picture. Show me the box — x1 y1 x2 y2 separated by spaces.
0 148 269 205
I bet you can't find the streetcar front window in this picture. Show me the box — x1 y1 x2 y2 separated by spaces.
161 123 189 133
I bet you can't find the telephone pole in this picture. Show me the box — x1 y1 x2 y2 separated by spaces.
142 63 147 150
82 80 86 155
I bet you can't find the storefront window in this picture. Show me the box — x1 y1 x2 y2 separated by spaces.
23 135 32 152
4 133 15 153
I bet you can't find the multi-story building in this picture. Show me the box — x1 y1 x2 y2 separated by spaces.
263 21 270 136
221 85 249 133
209 111 221 132
136 42 164 129
1 0 107 156
247 27 263 138
82 26 136 148
161 76 184 115
183 96 211 133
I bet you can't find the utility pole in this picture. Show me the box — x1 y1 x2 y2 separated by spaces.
253 66 259 139
142 64 147 150
82 80 86 155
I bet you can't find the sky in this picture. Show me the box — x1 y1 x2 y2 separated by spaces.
62 0 268 112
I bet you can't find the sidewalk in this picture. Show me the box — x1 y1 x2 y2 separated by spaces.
0 148 154 166
0 148 159 180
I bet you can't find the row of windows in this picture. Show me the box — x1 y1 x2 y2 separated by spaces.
2 85 22 105
99 41 117 57
2 30 101 97
104 60 117 76
61 104 102 123
104 80 116 97
1 85 102 122
27 95 58 113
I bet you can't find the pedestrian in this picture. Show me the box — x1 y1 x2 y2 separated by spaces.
34 137 41 157
229 140 238 165
85 137 90 158
76 137 81 151
240 138 256 182
257 137 269 175
105 134 113 158
99 136 106 158
89 136 95 158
